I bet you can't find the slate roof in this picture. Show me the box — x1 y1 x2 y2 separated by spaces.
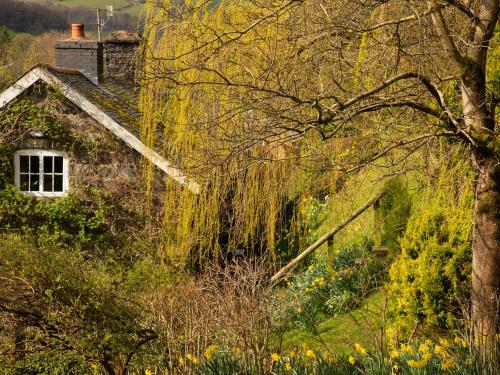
47 67 143 139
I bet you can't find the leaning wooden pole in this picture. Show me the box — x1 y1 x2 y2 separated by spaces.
270 192 384 284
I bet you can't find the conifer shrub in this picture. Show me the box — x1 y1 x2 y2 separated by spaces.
387 155 473 339
378 177 412 252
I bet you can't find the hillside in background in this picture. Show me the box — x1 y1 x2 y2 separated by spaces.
0 0 142 35
24 0 145 16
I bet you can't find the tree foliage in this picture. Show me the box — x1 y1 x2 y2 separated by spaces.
139 0 498 343
388 148 474 337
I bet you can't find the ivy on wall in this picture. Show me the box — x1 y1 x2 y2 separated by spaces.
0 90 144 254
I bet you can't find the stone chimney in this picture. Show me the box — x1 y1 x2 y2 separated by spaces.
104 31 141 80
55 24 104 85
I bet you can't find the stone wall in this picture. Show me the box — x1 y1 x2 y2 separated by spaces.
104 31 141 80
10 83 161 203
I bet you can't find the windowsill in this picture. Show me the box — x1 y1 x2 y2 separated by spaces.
19 191 69 198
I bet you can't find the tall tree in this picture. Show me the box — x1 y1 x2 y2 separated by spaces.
140 0 499 346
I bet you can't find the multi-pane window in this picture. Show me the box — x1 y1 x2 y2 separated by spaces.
15 151 68 196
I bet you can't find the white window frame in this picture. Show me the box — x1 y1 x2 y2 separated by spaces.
14 150 69 197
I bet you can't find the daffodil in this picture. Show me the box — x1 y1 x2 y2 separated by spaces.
454 336 467 348
314 277 325 286
441 359 454 370
271 353 280 362
400 343 415 355
305 349 316 360
419 342 430 353
354 343 367 356
204 344 217 362
422 352 432 361
348 355 356 365
439 338 450 348
389 349 400 359
434 345 448 357
186 353 199 364
407 359 426 368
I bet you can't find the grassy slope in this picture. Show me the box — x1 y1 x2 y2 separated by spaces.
280 290 385 355
23 0 144 16
278 167 409 355
6 27 20 37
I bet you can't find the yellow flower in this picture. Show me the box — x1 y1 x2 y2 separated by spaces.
271 353 280 362
441 359 454 370
315 277 325 286
439 338 450 348
422 352 432 361
289 350 296 358
389 349 400 359
400 343 415 355
434 345 448 357
186 353 199 364
235 347 242 354
284 362 292 372
354 343 367 356
145 370 152 375
204 344 217 362
419 342 430 353
305 349 316 360
348 355 356 365
407 359 427 368
178 357 185 366
296 306 303 313
454 336 467 348
305 287 312 292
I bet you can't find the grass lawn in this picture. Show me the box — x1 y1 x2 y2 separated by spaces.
280 290 386 355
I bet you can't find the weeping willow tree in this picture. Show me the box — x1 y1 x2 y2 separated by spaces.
139 0 499 345
139 0 359 264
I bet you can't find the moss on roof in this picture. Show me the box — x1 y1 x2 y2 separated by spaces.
47 67 142 139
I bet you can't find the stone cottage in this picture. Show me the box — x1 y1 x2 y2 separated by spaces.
0 24 199 200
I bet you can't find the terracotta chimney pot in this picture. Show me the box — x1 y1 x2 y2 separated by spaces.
71 24 85 39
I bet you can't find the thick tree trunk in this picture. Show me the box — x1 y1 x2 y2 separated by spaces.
472 155 500 348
